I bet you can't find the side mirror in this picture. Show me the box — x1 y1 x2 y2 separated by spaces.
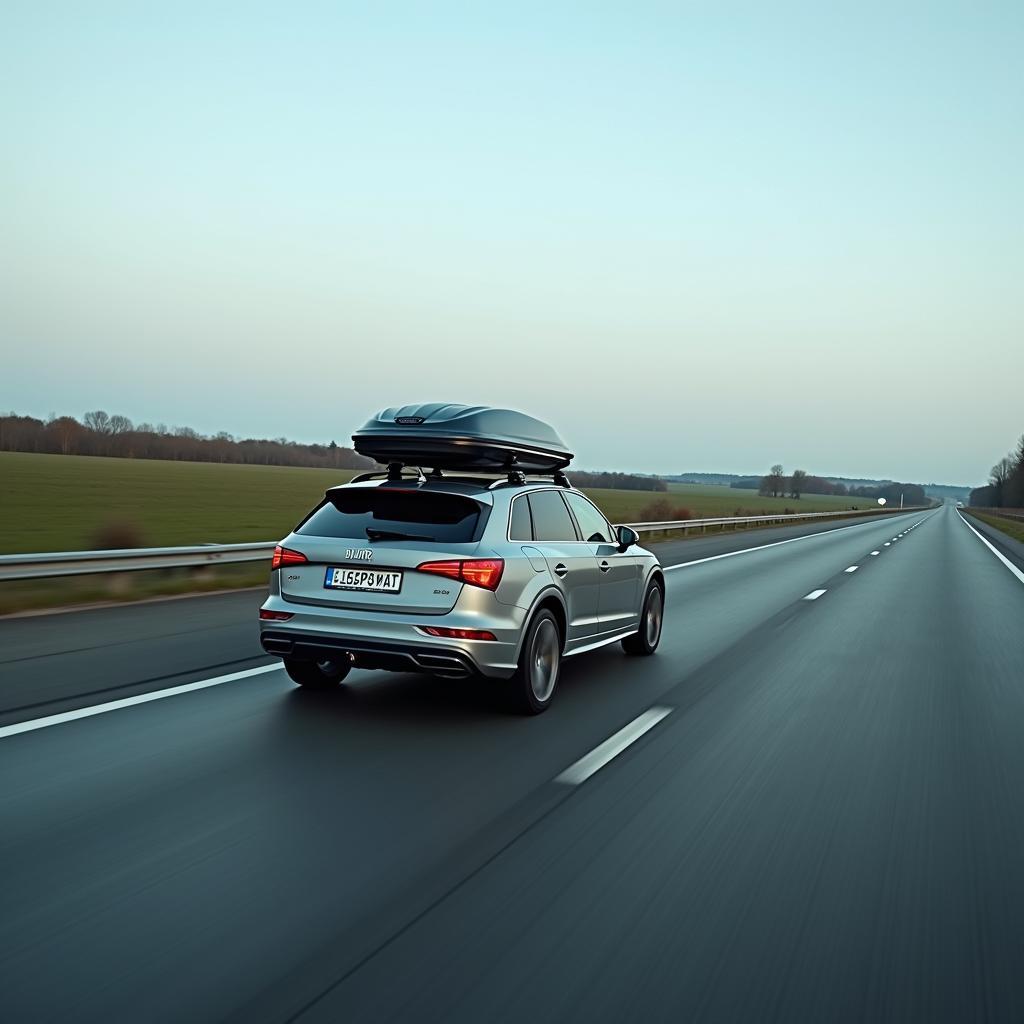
616 525 639 552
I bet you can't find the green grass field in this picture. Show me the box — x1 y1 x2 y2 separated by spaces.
1 452 889 554
0 453 898 614
1 452 359 554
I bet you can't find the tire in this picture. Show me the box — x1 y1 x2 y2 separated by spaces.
622 580 664 656
507 609 562 714
284 656 351 690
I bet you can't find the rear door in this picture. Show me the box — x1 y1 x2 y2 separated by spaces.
524 489 603 643
563 491 641 631
279 487 487 616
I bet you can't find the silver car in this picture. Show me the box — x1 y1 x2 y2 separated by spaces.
259 472 664 713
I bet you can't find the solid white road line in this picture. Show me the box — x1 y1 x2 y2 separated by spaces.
0 663 282 740
957 511 1024 585
663 514 915 573
803 589 827 601
555 707 673 785
845 566 859 573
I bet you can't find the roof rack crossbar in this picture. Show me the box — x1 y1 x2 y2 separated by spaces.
487 470 572 489
349 466 427 484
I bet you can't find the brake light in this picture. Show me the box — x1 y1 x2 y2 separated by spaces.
460 559 504 589
415 559 463 583
420 626 497 641
271 545 307 570
259 609 294 621
416 558 504 590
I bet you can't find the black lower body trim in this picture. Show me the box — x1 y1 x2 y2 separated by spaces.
259 631 477 678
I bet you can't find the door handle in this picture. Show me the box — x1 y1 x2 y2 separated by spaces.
599 560 611 572
553 563 569 578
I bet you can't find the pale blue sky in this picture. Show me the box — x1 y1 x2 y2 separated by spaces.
3 1 1021 484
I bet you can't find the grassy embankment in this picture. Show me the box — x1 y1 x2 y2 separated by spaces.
0 452 889 612
968 510 1024 545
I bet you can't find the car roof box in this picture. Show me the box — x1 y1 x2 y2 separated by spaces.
352 403 573 472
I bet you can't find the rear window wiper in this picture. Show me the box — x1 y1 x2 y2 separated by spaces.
365 528 436 542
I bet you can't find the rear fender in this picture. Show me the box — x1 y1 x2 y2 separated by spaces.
514 586 568 663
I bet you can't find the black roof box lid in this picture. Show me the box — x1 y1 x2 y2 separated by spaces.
352 403 573 472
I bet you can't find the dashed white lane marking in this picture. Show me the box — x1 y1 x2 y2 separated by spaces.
803 589 828 601
957 511 1024 585
664 514 919 573
884 542 891 546
870 551 880 556
555 707 673 785
0 664 282 740
845 566 859 573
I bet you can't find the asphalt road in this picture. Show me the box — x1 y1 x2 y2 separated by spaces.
2 504 1024 1022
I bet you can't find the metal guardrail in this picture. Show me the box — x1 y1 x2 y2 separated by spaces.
0 506 924 582
622 506 920 534
0 542 277 582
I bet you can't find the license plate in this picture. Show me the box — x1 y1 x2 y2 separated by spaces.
324 566 403 593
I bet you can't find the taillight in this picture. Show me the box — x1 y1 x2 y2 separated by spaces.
259 609 294 621
417 558 504 590
271 545 307 570
419 626 497 641
460 559 505 589
415 559 463 583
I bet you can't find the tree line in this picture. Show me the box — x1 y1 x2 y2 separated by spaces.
969 435 1024 508
756 463 927 506
0 411 374 470
570 471 666 492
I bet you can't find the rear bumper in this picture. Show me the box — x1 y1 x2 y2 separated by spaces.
260 630 490 679
257 592 523 679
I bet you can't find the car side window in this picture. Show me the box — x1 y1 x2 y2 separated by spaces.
527 490 579 542
509 495 533 541
564 492 614 544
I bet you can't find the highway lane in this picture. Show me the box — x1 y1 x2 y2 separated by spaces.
303 504 1024 1024
6 506 1023 1021
0 509 910 726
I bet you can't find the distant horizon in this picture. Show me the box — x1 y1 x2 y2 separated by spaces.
669 470 972 488
5 4 1022 488
3 405 977 489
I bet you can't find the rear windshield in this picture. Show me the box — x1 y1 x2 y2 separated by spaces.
296 489 484 543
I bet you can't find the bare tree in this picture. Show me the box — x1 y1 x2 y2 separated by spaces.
84 410 111 434
46 416 83 455
1007 436 1024 508
790 469 807 499
990 456 1015 507
109 414 133 434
